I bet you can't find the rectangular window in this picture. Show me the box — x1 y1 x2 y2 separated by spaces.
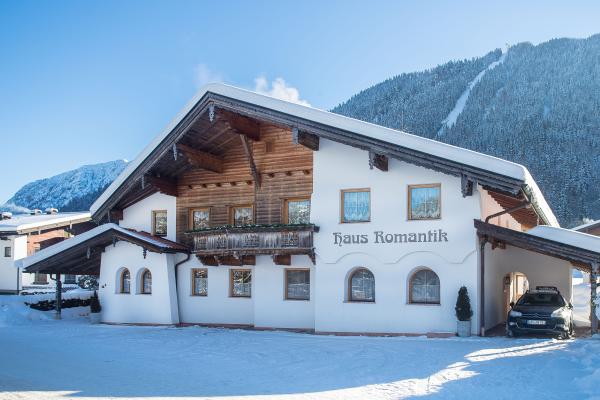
285 269 310 300
230 269 251 297
152 210 168 236
408 184 441 220
340 189 370 223
284 198 311 224
64 274 77 284
191 269 208 296
230 205 253 226
34 272 48 285
190 208 210 230
4 246 11 257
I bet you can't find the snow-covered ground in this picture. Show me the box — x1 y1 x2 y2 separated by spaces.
0 295 599 399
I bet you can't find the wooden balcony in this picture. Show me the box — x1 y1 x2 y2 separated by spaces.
183 224 318 265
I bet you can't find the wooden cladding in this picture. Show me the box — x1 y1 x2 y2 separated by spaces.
176 124 313 241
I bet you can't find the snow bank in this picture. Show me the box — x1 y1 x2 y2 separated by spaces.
572 281 600 327
0 289 92 327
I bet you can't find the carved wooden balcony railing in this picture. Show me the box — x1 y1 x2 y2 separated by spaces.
183 224 318 264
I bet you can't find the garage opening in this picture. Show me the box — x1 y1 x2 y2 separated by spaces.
503 272 529 320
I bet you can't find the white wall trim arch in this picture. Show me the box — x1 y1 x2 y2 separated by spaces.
115 267 131 294
406 266 441 305
136 268 152 295
345 266 376 302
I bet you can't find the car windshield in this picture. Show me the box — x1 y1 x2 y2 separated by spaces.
517 293 565 307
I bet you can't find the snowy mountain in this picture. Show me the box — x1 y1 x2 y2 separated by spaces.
333 34 600 228
2 160 127 213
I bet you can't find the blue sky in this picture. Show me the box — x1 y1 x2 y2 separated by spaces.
1 1 600 204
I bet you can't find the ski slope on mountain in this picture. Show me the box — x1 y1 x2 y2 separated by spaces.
437 49 508 137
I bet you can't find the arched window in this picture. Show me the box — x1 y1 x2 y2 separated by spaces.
348 268 375 302
120 269 131 294
409 269 440 304
141 269 152 294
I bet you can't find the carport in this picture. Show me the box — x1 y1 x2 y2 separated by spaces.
475 219 599 336
16 223 188 319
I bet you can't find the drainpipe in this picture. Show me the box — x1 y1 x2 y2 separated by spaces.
174 253 191 326
479 236 488 336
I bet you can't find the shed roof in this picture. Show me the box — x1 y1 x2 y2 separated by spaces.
475 219 600 271
90 83 558 227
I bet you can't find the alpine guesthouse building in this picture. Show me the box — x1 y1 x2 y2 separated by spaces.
20 84 600 336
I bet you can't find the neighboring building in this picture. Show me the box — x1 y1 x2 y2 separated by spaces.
18 84 600 335
573 220 600 236
0 210 92 293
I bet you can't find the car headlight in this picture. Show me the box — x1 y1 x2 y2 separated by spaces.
551 309 569 318
509 310 522 317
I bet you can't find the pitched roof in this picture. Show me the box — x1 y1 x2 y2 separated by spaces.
572 220 600 233
90 83 558 227
0 212 91 235
16 223 188 274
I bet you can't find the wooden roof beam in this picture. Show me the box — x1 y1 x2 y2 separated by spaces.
240 134 261 188
368 151 388 172
145 175 178 197
219 109 260 141
292 127 319 151
177 144 224 173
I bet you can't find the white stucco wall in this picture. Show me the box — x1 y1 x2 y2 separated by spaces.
483 243 572 330
0 235 27 292
176 255 315 328
311 139 482 334
120 192 177 241
98 241 179 324
253 255 315 329
177 257 254 326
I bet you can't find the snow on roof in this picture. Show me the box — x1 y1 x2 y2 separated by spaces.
572 220 600 232
527 225 600 254
16 223 187 270
90 83 558 226
0 212 91 234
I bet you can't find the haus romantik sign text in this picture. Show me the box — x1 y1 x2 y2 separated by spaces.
333 229 448 247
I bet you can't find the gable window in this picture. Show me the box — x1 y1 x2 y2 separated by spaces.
284 198 311 224
230 269 251 297
348 268 375 302
409 269 440 304
408 184 441 220
152 210 168 236
141 269 152 294
4 246 11 257
190 208 210 230
341 189 370 223
192 269 208 296
285 269 310 300
120 269 131 294
230 205 254 226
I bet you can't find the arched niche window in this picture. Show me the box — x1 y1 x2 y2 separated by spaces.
140 269 152 294
119 268 131 294
409 268 440 304
348 268 375 302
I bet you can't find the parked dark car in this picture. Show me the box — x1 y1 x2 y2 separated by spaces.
506 286 574 339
